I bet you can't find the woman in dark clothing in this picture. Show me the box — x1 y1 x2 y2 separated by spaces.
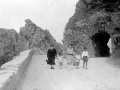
47 45 57 69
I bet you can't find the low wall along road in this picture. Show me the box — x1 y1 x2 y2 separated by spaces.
0 50 34 90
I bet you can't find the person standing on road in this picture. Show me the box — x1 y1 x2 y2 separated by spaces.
73 52 81 69
57 52 64 69
81 47 89 69
66 44 74 70
47 45 57 69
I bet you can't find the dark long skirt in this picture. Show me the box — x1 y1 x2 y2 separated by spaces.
47 57 55 65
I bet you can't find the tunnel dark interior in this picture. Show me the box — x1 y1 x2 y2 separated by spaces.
91 31 111 57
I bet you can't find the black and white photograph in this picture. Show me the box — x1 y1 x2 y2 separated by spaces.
0 0 120 90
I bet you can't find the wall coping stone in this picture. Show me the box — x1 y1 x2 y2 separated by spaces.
0 49 33 90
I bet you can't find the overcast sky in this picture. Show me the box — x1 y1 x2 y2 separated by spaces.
0 0 78 43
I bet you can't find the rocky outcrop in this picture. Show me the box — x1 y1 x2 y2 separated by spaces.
63 0 95 56
0 19 63 66
63 0 120 57
19 19 63 54
19 19 47 52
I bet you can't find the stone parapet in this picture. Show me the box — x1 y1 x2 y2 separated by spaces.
0 50 34 90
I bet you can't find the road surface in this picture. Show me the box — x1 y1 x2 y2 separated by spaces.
17 55 120 90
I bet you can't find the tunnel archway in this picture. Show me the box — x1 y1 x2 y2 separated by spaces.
91 31 111 57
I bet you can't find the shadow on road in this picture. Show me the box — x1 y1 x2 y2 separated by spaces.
105 57 120 69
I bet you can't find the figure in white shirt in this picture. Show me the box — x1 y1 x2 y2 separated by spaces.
81 47 89 69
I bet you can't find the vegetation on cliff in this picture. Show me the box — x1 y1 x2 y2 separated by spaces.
0 28 20 65
63 0 120 58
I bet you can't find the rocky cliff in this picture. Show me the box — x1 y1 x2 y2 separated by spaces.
0 19 63 66
63 0 120 57
19 19 48 52
19 19 63 54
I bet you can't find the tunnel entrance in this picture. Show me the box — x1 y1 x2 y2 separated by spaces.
91 31 111 57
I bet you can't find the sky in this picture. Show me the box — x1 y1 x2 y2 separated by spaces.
0 0 79 43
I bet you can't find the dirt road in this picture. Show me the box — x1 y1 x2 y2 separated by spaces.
17 55 120 90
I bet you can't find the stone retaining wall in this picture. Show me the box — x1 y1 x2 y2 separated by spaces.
0 50 34 90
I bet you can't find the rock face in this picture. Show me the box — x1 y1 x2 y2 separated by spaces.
63 0 120 57
19 19 63 54
0 19 63 66
19 19 48 52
